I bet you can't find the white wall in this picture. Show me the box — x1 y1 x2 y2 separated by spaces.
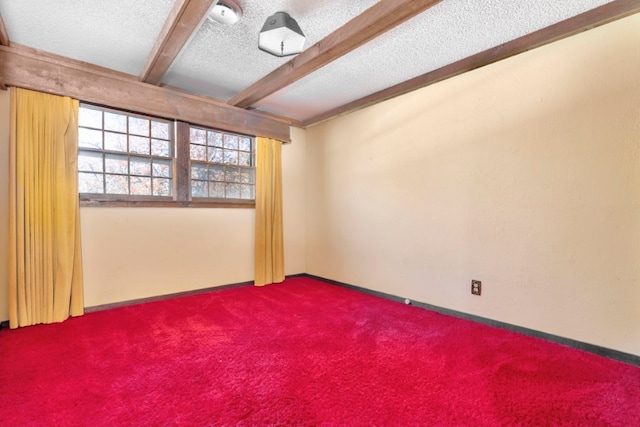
0 90 9 322
305 14 640 356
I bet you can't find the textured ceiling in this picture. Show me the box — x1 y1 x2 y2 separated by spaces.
164 0 379 101
254 0 614 120
0 0 175 75
0 0 620 124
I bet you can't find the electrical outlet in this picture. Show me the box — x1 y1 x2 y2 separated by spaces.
471 280 481 296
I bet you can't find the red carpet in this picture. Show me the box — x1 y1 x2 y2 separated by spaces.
1 276 639 425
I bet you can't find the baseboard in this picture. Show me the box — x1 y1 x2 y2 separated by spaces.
6 273 638 366
84 274 306 313
84 280 255 313
302 274 640 367
0 280 261 328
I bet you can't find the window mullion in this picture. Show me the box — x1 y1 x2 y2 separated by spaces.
175 121 191 202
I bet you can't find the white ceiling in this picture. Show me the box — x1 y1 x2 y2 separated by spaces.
0 0 617 123
164 0 379 101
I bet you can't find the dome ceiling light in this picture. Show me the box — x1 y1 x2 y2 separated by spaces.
208 0 242 25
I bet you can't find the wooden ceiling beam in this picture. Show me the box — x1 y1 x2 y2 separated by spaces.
228 0 444 109
139 0 214 85
302 0 640 127
0 14 9 46
0 14 10 90
0 43 290 142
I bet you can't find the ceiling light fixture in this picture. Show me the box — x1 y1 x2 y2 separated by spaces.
208 0 242 25
258 11 305 57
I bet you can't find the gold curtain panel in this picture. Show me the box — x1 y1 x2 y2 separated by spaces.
9 88 84 328
254 137 285 286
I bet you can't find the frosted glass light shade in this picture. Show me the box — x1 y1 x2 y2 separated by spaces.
259 12 305 57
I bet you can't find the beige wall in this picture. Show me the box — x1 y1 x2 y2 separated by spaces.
0 90 9 321
82 128 307 307
305 15 640 356
81 207 255 306
283 127 307 275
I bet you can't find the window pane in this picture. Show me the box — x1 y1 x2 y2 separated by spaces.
185 125 254 202
104 132 127 152
105 174 128 194
78 151 103 173
225 183 241 199
129 116 149 136
152 159 172 178
151 121 169 139
104 112 127 132
78 104 174 199
240 184 254 200
79 107 102 129
151 139 171 157
190 128 206 145
78 128 102 149
238 152 251 167
226 167 241 183
223 150 238 165
130 156 151 176
130 136 150 155
240 168 254 184
208 182 225 198
131 176 152 195
208 147 223 163
153 178 172 196
79 172 103 193
209 165 225 181
191 180 207 197
191 164 208 180
223 134 238 149
239 137 251 152
190 144 206 161
208 131 223 147
105 154 128 174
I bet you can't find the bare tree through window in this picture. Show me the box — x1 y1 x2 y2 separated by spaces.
78 105 173 197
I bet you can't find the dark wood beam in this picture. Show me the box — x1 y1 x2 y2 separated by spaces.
139 0 214 85
228 0 443 109
252 110 303 129
0 14 10 90
302 0 640 127
0 14 9 46
0 43 290 142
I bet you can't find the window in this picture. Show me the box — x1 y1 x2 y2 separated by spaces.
190 127 255 200
78 105 173 198
77 104 256 207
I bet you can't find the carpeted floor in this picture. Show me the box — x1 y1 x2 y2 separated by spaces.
1 276 639 425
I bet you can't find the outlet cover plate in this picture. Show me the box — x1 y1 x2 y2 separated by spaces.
471 280 482 296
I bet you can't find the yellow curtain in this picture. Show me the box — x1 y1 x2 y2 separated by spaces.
254 137 285 286
8 88 84 328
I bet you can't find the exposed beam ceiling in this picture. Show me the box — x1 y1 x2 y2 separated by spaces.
228 0 444 109
302 0 640 126
1 1 638 128
0 43 290 141
139 0 214 85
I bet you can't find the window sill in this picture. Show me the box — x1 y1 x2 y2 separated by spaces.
79 196 255 209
